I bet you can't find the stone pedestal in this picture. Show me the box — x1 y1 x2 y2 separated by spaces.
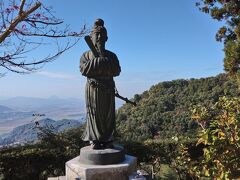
48 145 137 180
66 155 137 180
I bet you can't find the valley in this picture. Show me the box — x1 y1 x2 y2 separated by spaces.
0 96 86 135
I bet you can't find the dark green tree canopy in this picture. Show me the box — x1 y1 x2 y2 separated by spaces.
116 74 240 142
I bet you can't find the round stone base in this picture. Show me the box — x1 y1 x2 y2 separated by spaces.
79 145 125 165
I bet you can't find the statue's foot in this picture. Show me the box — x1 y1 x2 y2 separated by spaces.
102 142 114 149
91 142 101 150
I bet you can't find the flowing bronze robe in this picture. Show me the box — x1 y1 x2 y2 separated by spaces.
80 50 121 142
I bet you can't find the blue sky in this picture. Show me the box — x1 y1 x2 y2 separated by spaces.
0 0 224 99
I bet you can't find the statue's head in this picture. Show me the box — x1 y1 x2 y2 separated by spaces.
90 19 108 55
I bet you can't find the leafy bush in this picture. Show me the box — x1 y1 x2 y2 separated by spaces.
0 127 85 180
178 97 240 179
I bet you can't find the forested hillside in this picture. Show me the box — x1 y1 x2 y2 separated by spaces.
116 73 240 141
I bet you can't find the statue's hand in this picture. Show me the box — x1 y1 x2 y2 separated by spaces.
97 57 109 62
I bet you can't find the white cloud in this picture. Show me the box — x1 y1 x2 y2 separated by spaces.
36 71 78 80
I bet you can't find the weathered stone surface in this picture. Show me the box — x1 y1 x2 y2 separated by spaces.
66 155 137 180
79 145 125 165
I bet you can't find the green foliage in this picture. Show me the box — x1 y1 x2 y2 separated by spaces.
191 3 240 179
196 0 240 43
121 139 179 164
116 74 239 142
119 137 196 179
196 0 240 76
178 97 240 179
224 40 240 76
0 127 85 180
158 164 178 180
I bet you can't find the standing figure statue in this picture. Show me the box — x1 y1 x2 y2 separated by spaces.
80 19 121 149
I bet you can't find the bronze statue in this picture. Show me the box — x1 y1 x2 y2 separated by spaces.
80 19 121 149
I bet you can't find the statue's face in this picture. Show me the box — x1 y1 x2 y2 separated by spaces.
91 31 107 55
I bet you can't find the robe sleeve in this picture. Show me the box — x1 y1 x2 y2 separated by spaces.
111 53 121 77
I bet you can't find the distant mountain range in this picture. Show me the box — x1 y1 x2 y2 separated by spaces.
0 96 85 112
0 105 12 112
0 118 83 147
0 96 86 135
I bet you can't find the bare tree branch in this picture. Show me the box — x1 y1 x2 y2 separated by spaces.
0 0 88 75
0 1 41 43
19 0 26 15
25 18 63 25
